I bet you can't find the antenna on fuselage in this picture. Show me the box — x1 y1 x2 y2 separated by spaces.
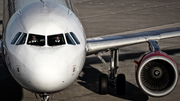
40 0 46 9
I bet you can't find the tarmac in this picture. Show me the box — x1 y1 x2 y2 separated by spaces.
0 0 180 101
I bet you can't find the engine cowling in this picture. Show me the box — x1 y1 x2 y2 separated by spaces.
135 51 178 97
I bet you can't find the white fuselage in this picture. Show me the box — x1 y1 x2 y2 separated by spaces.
4 0 86 94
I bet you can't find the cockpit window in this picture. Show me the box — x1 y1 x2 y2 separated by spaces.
48 34 65 46
27 34 45 46
11 32 22 44
16 33 27 45
65 33 76 45
70 32 80 44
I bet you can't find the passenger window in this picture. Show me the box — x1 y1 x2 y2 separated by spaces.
27 34 45 46
48 34 65 46
11 32 22 44
70 32 80 44
65 33 75 45
16 33 27 45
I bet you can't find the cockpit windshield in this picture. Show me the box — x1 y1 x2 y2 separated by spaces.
27 34 45 46
22 32 80 46
48 34 65 46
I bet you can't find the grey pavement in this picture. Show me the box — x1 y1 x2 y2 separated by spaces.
0 0 180 101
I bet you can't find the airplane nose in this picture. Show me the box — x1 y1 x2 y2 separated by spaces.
25 53 68 92
27 53 68 75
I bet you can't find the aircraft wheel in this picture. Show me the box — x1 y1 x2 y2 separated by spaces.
99 74 108 94
116 74 126 95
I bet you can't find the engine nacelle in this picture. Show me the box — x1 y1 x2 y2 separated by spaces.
135 51 178 97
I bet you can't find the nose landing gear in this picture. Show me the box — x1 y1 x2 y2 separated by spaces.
39 95 50 101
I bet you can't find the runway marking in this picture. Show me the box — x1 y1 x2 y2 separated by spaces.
143 5 147 7
154 5 158 7
81 2 180 19
132 4 135 6
87 22 180 38
77 0 92 4
111 3 114 5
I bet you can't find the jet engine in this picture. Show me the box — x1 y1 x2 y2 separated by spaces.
135 51 178 97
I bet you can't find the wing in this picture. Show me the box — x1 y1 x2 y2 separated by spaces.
86 27 180 55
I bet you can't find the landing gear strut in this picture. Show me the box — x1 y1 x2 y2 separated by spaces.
98 49 126 95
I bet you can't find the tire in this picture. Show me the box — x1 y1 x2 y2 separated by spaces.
99 74 108 94
116 74 126 95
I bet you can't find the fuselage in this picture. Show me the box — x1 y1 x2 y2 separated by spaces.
2 0 86 94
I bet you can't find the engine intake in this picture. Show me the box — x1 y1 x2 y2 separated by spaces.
135 51 178 97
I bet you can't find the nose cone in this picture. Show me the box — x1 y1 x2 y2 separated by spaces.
32 53 67 74
25 51 68 92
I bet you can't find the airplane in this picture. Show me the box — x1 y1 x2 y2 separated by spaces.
0 0 180 101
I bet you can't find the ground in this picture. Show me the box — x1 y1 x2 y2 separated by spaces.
0 0 180 101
